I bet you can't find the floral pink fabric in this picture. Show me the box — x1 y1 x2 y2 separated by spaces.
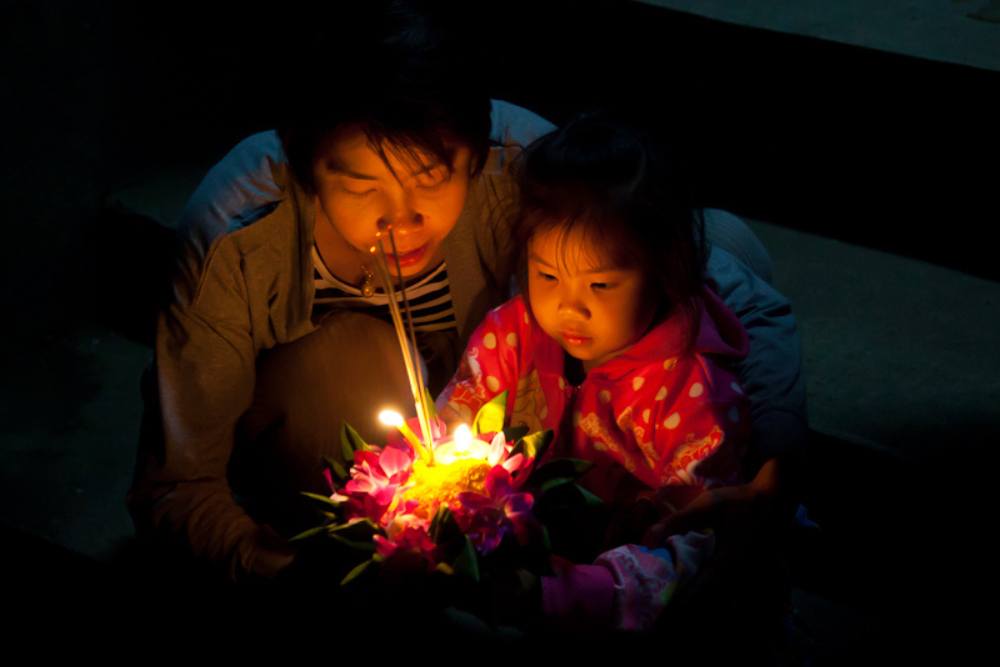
438 288 752 630
438 287 751 504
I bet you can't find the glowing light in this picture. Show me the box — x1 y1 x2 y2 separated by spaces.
378 408 423 454
379 409 404 428
453 424 472 453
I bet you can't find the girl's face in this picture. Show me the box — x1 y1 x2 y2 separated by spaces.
311 126 472 278
527 225 656 371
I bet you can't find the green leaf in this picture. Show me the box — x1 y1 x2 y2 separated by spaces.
452 536 480 583
540 476 576 494
526 457 594 488
422 388 438 420
512 429 553 462
288 525 328 542
330 517 379 533
327 532 377 552
503 424 530 443
429 507 466 564
472 390 507 436
324 456 349 482
340 422 367 462
300 491 341 509
340 558 373 586
573 483 605 509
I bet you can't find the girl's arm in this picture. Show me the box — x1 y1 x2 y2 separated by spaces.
435 301 525 427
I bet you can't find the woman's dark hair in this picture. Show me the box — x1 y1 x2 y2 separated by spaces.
510 112 706 347
279 0 492 193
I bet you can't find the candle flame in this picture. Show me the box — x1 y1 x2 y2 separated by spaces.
378 409 404 428
453 424 472 453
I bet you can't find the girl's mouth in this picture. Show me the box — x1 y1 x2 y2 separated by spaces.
385 242 429 268
561 331 593 347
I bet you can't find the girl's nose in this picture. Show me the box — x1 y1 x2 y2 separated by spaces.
558 293 590 319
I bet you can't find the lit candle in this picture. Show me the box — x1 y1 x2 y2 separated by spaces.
432 423 492 465
378 409 427 458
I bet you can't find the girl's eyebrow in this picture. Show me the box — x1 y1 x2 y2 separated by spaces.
530 252 620 274
529 253 555 268
580 264 622 274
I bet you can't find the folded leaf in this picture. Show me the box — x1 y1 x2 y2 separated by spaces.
300 491 342 509
340 558 373 586
452 535 480 583
423 387 438 419
340 422 368 462
512 429 553 462
472 390 508 436
527 458 594 488
288 525 328 542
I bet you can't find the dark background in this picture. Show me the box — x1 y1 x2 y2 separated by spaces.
2 0 996 649
110 0 999 278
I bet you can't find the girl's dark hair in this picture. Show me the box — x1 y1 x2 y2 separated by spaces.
511 112 706 347
278 0 492 193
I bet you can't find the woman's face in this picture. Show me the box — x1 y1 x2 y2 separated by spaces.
311 126 472 278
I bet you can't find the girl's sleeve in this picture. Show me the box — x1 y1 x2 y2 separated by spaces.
649 359 749 489
435 302 524 424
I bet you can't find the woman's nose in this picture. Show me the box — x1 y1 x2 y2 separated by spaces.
377 189 422 235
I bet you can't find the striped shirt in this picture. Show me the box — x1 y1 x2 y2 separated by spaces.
311 244 458 333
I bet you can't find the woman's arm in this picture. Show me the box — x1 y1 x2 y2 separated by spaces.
704 240 808 473
127 234 293 581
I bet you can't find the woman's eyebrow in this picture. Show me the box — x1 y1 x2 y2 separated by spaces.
412 160 442 174
326 161 379 180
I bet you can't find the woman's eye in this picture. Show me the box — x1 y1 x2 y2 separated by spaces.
416 169 450 189
343 186 375 197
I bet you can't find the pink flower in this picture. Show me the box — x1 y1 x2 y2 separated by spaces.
340 444 415 523
455 465 535 554
373 516 438 568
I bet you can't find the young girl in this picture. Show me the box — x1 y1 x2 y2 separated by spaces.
437 113 753 630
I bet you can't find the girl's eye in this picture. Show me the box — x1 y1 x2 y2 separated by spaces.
591 282 611 290
537 271 557 282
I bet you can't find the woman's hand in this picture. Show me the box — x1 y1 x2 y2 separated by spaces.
641 456 798 548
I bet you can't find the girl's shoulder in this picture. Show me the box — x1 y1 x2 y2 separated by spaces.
482 294 531 331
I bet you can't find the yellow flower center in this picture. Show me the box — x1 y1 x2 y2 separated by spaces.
401 458 492 519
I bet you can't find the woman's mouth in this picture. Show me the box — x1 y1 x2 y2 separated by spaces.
385 242 429 268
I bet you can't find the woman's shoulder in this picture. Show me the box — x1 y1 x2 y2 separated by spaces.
178 130 288 240
489 99 556 148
